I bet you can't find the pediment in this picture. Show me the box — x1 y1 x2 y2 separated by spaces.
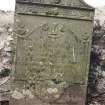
16 0 94 9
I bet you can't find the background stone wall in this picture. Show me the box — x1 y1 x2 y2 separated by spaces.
87 8 105 105
0 10 14 102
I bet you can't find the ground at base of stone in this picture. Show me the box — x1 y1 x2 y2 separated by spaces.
0 101 9 105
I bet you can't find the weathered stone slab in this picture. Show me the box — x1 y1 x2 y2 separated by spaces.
15 3 94 21
11 0 94 105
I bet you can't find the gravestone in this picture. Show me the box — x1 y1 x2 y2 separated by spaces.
10 0 94 105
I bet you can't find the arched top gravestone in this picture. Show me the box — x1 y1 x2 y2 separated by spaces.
10 0 94 105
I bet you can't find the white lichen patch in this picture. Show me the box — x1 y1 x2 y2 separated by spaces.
39 61 43 65
22 89 34 99
12 90 24 100
54 94 60 98
47 88 58 94
102 71 105 77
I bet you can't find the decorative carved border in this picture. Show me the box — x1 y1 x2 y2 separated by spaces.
16 0 94 10
15 3 94 21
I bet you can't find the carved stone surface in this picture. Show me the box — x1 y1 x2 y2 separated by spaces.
11 0 94 105
16 0 93 9
15 3 94 21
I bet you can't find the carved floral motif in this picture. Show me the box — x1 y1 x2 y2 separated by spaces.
13 19 91 102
